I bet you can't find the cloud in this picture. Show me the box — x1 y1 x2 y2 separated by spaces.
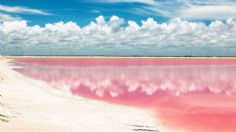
90 0 155 5
0 4 51 15
179 5 236 20
0 12 21 22
0 15 236 56
90 9 101 14
89 0 236 20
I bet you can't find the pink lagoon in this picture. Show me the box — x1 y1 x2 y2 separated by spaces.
1 1 236 131
11 57 236 132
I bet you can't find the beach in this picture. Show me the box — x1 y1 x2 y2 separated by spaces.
0 57 165 132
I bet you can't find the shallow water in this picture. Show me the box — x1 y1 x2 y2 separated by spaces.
13 58 236 132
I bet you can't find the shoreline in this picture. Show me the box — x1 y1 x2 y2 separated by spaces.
0 57 179 132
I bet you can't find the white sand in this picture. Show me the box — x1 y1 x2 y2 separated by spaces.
0 57 182 132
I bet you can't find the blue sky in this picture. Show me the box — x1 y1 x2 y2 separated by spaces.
0 0 171 26
0 0 236 56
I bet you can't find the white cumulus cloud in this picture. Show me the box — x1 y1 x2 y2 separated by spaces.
0 15 236 55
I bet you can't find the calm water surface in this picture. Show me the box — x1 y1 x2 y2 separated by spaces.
12 58 236 132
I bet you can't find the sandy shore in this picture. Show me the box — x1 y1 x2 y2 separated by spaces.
0 57 179 132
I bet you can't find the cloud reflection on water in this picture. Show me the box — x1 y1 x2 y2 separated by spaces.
13 58 236 132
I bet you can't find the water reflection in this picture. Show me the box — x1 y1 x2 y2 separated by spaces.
13 58 236 132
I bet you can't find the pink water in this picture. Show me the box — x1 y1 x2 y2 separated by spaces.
13 58 236 132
